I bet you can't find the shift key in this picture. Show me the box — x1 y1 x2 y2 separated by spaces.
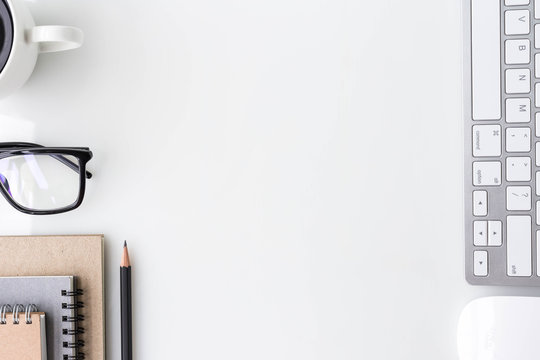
507 215 532 277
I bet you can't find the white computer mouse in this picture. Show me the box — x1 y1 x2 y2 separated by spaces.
457 296 540 360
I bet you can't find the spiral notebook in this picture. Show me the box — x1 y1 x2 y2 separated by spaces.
0 277 81 360
0 235 105 360
0 308 47 360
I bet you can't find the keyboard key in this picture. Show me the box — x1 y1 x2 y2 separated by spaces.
537 231 540 275
506 0 529 4
506 69 531 93
537 143 540 165
506 39 530 64
506 127 531 152
474 251 488 277
537 202 540 224
473 161 501 186
473 190 488 216
505 10 530 35
537 172 540 195
506 157 531 181
507 186 532 210
507 215 532 277
472 125 501 156
488 221 502 246
537 0 540 19
474 221 488 246
472 0 501 120
506 98 530 123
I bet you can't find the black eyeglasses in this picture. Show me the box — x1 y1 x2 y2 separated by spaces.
0 142 93 215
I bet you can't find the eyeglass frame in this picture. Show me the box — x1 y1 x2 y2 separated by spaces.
0 142 93 215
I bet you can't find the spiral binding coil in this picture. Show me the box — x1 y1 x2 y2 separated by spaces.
63 327 85 335
0 303 38 324
62 301 84 309
62 315 85 322
62 289 84 296
63 352 85 360
24 304 37 324
0 304 11 324
63 340 85 348
62 288 84 360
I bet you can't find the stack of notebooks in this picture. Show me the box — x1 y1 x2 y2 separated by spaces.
0 235 105 360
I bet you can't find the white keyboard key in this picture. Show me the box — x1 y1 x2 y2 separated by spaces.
506 157 531 181
537 0 540 19
537 231 540 275
473 161 501 186
536 54 540 77
505 10 530 35
507 215 532 277
472 125 501 156
537 143 540 165
537 202 540 225
506 0 529 4
474 251 488 277
537 172 540 195
536 114 540 135
536 84 540 106
506 39 530 64
474 221 488 246
506 98 531 123
506 127 531 152
472 0 501 120
488 221 502 246
506 69 531 93
473 190 488 216
507 186 532 210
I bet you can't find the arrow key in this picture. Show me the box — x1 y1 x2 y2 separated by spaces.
474 221 488 246
473 191 488 216
474 251 489 276
488 221 502 246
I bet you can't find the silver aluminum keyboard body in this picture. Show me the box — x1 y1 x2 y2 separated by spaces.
465 0 540 285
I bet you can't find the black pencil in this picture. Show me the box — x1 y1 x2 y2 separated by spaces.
121 241 132 360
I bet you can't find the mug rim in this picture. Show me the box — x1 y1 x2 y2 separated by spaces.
0 0 40 98
0 0 13 74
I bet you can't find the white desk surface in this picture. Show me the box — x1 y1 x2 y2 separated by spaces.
1 0 536 359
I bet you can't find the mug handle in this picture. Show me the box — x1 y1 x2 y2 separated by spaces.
29 26 83 53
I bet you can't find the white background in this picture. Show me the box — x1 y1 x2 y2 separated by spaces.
2 0 539 359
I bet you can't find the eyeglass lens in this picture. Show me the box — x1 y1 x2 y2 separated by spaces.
0 154 80 211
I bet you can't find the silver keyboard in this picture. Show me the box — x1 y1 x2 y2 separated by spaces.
465 0 540 285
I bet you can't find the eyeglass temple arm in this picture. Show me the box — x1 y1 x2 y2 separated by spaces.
0 143 92 179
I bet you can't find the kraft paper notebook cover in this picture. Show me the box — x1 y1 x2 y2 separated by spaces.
0 235 105 360
0 311 47 360
0 277 81 360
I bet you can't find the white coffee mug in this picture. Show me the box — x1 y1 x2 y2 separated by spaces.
0 0 83 98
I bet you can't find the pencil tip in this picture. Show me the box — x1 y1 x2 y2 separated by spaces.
121 241 131 267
